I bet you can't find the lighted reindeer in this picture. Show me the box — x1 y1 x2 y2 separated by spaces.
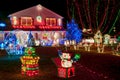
94 30 103 53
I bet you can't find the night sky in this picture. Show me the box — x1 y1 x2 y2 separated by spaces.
0 0 120 34
0 0 66 18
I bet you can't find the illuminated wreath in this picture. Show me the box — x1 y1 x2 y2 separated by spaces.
36 16 42 22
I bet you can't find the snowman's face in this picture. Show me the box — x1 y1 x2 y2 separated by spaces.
62 53 71 59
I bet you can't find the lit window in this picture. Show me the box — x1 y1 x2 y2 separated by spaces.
12 16 19 25
21 17 33 26
57 18 62 26
0 32 4 41
46 18 56 26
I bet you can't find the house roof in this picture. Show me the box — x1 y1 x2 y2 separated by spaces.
8 4 64 19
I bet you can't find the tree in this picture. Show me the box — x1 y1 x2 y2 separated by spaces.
66 19 82 43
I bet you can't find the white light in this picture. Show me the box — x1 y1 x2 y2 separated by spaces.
35 40 40 46
58 19 62 26
12 16 17 25
13 16 17 19
13 20 17 25
37 5 42 11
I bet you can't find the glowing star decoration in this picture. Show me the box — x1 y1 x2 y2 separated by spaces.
20 47 40 77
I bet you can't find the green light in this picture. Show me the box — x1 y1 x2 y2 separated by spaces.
75 54 81 60
109 9 120 34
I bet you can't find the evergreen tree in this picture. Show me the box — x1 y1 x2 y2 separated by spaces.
66 19 82 43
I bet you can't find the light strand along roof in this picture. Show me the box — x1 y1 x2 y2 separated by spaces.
8 4 64 19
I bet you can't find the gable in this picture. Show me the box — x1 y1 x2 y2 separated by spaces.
8 4 63 19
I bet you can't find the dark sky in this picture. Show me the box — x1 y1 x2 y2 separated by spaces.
0 0 67 18
0 0 120 34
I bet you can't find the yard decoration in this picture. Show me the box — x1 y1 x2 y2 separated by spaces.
94 30 103 53
20 47 40 76
54 50 80 78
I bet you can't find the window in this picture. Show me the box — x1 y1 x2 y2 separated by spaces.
21 17 33 26
0 33 4 41
11 16 19 25
46 18 56 26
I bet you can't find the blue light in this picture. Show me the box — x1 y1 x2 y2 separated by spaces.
0 23 6 27
4 31 24 55
66 19 82 43
0 43 4 50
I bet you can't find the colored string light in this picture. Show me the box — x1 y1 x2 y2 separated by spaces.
20 47 40 77
108 9 120 34
102 0 115 33
98 0 110 30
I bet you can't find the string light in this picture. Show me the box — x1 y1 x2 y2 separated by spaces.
20 47 40 77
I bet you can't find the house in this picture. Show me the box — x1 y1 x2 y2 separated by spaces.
1 4 66 46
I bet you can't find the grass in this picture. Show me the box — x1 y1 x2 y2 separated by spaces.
0 46 120 80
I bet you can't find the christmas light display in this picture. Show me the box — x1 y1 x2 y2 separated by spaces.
82 38 94 51
117 36 120 43
15 30 28 47
4 31 24 55
58 67 75 78
103 34 110 45
0 42 5 50
12 16 18 25
56 50 80 78
67 0 120 34
0 21 6 28
0 31 4 50
94 30 103 53
66 19 82 44
20 47 40 76
27 31 34 47
36 16 42 22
